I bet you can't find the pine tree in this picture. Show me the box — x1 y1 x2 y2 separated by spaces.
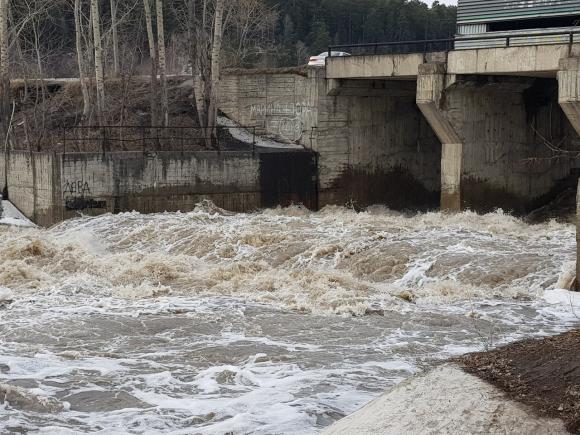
308 20 332 54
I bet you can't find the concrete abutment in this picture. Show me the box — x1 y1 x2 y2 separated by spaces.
558 57 580 137
219 65 579 215
416 63 462 212
559 58 580 287
416 66 579 215
6 51 580 226
220 68 442 212
0 150 318 227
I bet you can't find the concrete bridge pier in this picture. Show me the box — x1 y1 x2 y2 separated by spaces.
416 63 462 212
558 57 580 287
558 57 580 137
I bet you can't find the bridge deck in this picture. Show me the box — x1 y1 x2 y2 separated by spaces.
327 43 580 80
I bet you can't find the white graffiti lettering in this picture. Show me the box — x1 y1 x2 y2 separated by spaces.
249 102 317 141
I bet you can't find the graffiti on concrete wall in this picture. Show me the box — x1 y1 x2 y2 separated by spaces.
249 102 317 142
63 179 106 211
63 180 91 197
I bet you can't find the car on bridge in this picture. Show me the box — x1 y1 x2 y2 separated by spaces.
308 51 350 67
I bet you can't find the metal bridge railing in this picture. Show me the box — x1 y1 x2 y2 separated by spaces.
11 125 258 154
328 29 580 57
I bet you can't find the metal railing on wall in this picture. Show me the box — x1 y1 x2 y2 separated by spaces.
11 125 258 154
328 29 580 57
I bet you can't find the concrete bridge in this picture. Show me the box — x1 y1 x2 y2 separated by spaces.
220 34 580 214
4 36 580 226
326 36 580 210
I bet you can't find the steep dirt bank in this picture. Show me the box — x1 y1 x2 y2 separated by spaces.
9 77 200 152
457 328 580 433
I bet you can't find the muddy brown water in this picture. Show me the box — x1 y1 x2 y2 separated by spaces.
0 204 578 434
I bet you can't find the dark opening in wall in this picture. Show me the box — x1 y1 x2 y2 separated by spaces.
488 15 580 32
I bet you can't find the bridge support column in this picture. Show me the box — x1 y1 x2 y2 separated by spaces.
558 57 580 137
559 58 580 288
416 63 462 212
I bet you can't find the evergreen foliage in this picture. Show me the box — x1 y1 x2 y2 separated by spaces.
267 0 456 64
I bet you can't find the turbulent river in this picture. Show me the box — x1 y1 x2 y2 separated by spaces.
0 203 579 434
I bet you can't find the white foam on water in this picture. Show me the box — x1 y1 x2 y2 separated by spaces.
0 201 35 227
0 205 579 433
544 288 580 307
0 286 13 302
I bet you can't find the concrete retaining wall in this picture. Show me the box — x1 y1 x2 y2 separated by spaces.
220 69 442 210
220 68 578 214
445 78 577 213
313 83 441 209
220 71 317 145
0 150 317 226
0 152 56 225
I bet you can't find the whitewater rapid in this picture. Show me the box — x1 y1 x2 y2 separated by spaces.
0 203 578 434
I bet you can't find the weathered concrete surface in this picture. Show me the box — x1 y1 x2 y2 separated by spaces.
56 151 263 224
327 44 580 80
414 68 576 214
220 67 579 213
416 63 462 211
220 69 442 211
440 143 462 211
327 79 416 97
558 57 580 137
1 150 317 226
327 52 446 80
326 52 421 79
321 364 568 435
314 74 441 209
219 71 317 144
449 44 580 77
448 77 576 213
0 152 55 225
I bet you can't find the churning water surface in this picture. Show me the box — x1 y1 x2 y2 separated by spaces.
0 203 578 434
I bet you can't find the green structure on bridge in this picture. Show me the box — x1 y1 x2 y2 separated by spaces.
457 0 580 48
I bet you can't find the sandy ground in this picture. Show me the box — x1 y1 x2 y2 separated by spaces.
320 364 568 434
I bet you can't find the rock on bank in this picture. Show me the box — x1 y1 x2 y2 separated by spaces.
321 364 567 435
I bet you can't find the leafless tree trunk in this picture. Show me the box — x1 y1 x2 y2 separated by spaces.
155 0 168 127
0 0 10 147
143 0 158 127
91 0 105 122
74 0 91 120
187 0 207 131
31 17 47 144
208 0 225 141
110 0 119 77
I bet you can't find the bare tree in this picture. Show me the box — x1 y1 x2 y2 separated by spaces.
184 0 224 146
91 0 105 122
224 0 278 67
0 0 10 147
143 0 158 126
156 0 168 126
186 0 209 134
175 0 276 146
110 0 120 76
207 0 224 140
74 0 91 120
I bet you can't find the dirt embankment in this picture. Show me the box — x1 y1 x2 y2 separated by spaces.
9 77 202 152
457 329 580 433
